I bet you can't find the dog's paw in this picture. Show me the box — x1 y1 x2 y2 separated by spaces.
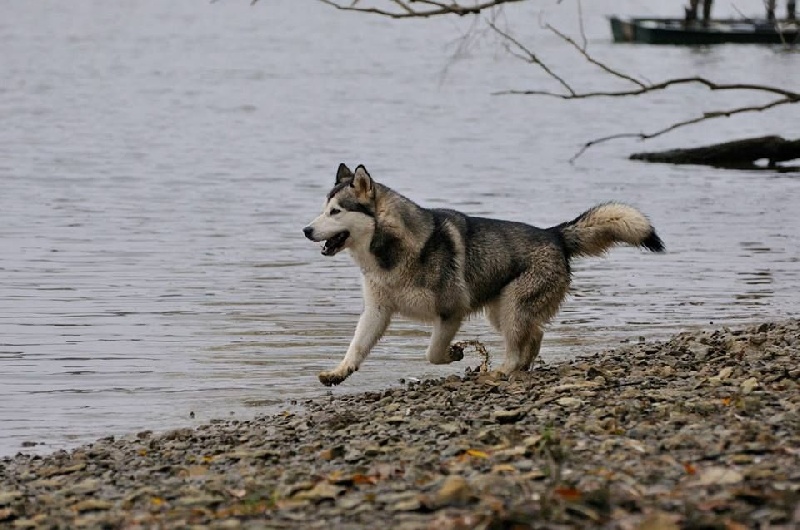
318 367 354 386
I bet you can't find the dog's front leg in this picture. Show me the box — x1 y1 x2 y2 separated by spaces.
318 302 392 386
426 317 463 364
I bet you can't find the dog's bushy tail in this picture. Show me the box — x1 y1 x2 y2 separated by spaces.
551 202 664 259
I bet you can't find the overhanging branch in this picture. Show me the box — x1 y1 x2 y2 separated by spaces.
313 0 527 18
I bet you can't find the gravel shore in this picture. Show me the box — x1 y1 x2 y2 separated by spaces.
1 320 799 529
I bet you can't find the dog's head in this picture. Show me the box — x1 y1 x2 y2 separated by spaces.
303 163 377 256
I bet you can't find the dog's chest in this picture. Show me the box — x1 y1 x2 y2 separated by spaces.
366 273 439 322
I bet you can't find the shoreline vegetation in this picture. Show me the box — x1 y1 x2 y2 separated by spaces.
1 320 799 529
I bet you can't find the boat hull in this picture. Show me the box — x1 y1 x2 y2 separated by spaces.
609 16 799 45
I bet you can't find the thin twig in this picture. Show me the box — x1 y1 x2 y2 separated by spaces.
543 23 646 88
313 0 526 19
576 0 587 51
487 20 576 96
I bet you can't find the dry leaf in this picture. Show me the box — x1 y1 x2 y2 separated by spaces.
554 487 582 501
352 474 378 485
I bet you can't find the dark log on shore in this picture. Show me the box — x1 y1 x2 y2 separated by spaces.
630 135 800 170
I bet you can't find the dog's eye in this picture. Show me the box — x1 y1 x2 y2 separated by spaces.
329 208 341 215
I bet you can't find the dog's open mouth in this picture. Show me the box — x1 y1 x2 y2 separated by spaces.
322 231 350 256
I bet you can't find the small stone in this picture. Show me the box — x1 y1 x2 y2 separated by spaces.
637 512 680 530
175 495 224 507
689 344 709 360
718 366 734 380
338 496 363 510
71 499 114 512
427 475 474 508
586 366 612 380
557 397 583 408
741 377 759 394
364 445 382 457
692 466 744 486
491 408 526 424
0 492 22 506
292 482 342 502
514 459 536 472
439 422 462 434
388 497 422 512
66 479 101 496
731 454 754 465
344 450 363 463
381 491 421 512
319 445 345 460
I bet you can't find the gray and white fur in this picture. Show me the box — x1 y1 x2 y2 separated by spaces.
303 163 664 386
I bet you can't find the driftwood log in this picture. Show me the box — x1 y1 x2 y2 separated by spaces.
630 136 800 170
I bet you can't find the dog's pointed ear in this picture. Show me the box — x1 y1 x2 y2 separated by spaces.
335 163 354 185
352 165 374 198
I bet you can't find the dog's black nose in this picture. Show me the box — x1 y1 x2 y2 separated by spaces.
303 226 314 240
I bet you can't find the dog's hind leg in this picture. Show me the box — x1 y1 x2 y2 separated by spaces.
487 300 522 371
495 267 568 374
498 313 536 374
319 295 392 386
487 299 532 373
520 325 545 371
426 317 463 364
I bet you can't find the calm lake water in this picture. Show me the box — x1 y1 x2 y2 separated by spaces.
1 0 798 455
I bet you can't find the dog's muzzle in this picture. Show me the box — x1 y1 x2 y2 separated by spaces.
303 226 350 256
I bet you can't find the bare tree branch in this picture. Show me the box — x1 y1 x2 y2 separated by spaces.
312 0 526 19
486 20 576 96
568 97 795 163
495 76 800 100
541 23 646 89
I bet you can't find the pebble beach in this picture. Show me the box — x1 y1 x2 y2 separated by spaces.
1 319 798 529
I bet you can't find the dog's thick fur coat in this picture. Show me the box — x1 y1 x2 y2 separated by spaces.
304 164 664 386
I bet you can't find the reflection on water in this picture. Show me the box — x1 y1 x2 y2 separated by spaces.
1 0 798 455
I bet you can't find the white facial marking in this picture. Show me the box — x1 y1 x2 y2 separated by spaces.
307 197 349 241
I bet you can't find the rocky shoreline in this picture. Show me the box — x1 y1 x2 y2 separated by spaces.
1 320 799 529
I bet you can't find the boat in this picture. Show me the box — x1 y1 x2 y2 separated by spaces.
609 16 799 45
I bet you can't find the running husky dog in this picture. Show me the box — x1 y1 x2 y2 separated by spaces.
303 164 664 386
